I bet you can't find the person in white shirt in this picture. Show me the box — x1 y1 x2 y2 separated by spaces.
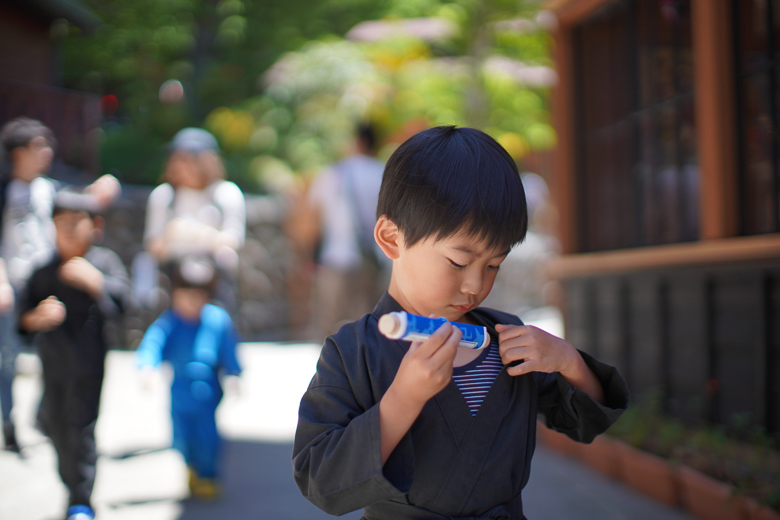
307 123 388 340
144 128 246 318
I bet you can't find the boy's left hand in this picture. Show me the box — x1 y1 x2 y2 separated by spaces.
59 257 105 299
496 323 606 404
496 324 578 377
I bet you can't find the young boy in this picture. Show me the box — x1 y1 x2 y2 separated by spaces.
0 117 120 452
135 256 242 500
293 126 630 519
18 190 130 520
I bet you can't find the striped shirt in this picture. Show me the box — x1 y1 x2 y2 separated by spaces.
452 340 504 416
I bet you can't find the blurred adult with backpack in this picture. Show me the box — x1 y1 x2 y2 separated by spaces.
306 122 388 340
143 128 246 318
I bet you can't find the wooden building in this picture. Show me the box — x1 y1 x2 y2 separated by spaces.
0 0 101 174
546 0 780 433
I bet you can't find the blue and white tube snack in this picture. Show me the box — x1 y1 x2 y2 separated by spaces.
378 311 489 350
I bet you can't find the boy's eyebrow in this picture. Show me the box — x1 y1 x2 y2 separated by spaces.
452 245 511 258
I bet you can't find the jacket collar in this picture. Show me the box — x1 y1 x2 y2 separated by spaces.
371 291 405 317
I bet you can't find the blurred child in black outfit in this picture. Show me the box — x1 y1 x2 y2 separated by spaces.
18 190 129 520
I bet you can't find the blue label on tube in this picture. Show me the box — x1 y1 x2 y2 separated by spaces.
379 311 489 350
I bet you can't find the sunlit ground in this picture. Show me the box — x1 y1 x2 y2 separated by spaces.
0 342 333 520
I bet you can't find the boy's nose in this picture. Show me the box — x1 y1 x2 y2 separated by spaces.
460 272 484 295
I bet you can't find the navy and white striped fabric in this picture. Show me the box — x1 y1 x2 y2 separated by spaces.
451 340 504 416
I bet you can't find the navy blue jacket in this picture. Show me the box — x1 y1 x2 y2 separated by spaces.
293 293 629 519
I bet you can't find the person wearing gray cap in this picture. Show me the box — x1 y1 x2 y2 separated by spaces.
142 127 246 316
168 127 220 153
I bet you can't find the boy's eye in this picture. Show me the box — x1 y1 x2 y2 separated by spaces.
488 264 501 271
448 259 466 270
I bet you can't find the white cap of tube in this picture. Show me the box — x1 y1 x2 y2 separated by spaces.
378 311 407 339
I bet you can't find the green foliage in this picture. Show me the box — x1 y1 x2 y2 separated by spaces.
62 0 554 191
606 391 687 457
243 0 556 187
62 0 393 186
98 125 167 186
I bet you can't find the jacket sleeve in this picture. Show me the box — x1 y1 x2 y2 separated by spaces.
536 350 629 443
135 316 171 369
213 180 246 248
218 313 242 376
16 270 43 335
143 183 174 246
292 334 412 516
95 248 131 317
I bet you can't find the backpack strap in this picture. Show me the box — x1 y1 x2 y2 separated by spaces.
339 161 380 265
0 179 9 242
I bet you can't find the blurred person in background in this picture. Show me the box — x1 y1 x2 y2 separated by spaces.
0 117 120 453
307 122 388 340
135 255 242 501
143 128 246 317
480 172 562 319
17 190 129 520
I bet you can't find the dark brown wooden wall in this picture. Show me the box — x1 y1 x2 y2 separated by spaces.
564 261 780 433
0 3 54 85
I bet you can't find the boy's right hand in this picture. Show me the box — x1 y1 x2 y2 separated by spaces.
33 296 66 331
389 319 461 409
379 319 460 464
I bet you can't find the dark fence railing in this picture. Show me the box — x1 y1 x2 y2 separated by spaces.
564 260 780 434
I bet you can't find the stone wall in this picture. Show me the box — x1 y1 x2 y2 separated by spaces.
101 185 297 348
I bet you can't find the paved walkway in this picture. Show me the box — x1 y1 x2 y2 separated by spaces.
0 343 693 520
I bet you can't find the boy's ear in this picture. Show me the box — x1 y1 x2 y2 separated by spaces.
374 215 401 260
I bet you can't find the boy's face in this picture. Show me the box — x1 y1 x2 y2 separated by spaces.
385 223 509 323
171 287 210 321
11 136 53 181
54 210 96 261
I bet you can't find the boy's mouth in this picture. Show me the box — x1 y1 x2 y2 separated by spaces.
452 304 474 313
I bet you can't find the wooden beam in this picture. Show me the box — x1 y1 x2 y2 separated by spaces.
691 0 739 239
549 21 578 254
547 234 780 279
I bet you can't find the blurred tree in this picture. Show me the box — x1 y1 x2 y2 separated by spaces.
61 0 553 192
247 0 556 189
62 0 391 189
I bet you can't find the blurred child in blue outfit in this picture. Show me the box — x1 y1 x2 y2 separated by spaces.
18 190 129 520
135 255 242 500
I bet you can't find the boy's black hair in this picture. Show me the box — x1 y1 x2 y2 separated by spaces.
0 117 57 154
170 255 218 293
376 126 528 252
52 190 102 218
